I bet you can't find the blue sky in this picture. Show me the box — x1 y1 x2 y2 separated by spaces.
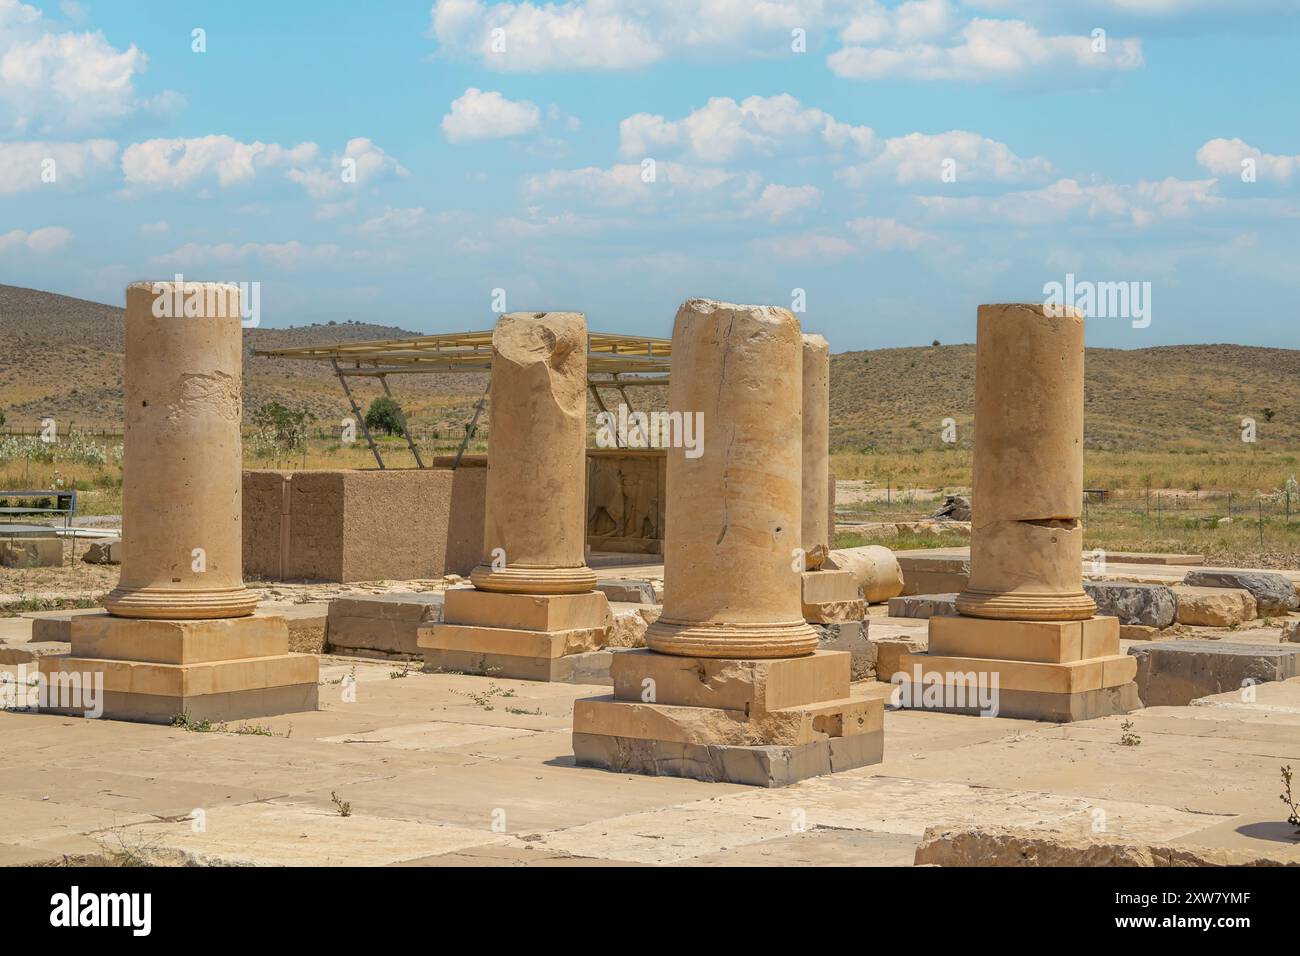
2 0 1299 350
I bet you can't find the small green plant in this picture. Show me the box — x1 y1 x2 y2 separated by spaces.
505 706 543 716
1119 719 1141 747
170 711 214 733
1282 765 1299 837
389 660 417 679
453 683 517 711
330 791 352 817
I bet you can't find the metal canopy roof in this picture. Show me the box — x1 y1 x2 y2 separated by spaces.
252 328 671 470
254 329 672 380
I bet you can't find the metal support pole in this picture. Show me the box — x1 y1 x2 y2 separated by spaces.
453 380 490 470
588 384 623 448
379 373 424 469
333 358 384 470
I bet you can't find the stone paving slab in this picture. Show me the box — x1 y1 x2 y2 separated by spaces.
2 653 1297 866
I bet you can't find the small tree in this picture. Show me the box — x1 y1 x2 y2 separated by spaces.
251 402 312 460
365 396 407 437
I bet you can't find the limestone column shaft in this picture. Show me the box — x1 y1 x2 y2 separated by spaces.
801 334 830 569
470 311 597 595
956 303 1096 622
645 299 818 659
104 281 256 619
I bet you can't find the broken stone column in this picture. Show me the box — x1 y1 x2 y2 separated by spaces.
798 334 864 623
573 299 883 785
470 311 596 595
956 303 1095 622
41 281 318 723
106 283 255 619
901 304 1137 722
801 334 830 568
420 312 611 681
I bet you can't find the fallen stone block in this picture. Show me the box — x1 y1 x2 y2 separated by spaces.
326 592 444 657
825 546 905 603
0 641 70 665
1283 621 1300 643
1128 639 1300 706
81 538 122 564
1083 581 1177 628
1172 585 1256 627
21 608 105 643
606 602 661 648
0 536 62 568
1183 569 1299 617
274 603 329 654
914 826 1299 867
596 579 657 604
874 635 927 683
887 593 957 619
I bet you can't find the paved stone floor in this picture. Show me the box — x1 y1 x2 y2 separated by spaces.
3 655 1299 866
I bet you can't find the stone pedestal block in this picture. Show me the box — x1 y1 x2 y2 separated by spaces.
573 649 882 786
419 587 612 682
801 569 867 623
898 615 1137 722
37 612 319 723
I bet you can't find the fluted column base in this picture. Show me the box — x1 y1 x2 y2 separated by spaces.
955 588 1097 622
103 585 257 620
645 618 818 659
469 563 597 595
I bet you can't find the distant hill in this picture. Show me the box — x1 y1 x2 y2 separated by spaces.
1 285 1295 451
0 284 488 436
830 343 1300 451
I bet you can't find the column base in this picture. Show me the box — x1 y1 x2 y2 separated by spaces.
572 648 883 786
955 587 1097 622
645 619 819 659
469 563 597 595
418 587 613 683
102 585 258 620
897 614 1139 722
36 611 319 724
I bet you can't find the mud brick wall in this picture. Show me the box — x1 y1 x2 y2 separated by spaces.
243 466 486 583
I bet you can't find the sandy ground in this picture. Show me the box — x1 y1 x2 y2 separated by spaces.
1 659 1298 866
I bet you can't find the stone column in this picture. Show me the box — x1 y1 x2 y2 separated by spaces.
800 334 830 569
104 281 256 620
470 312 596 595
955 303 1095 622
646 299 817 659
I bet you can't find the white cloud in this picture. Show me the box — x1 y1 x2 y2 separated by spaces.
838 130 1051 185
753 183 823 222
356 206 432 235
428 0 834 72
750 231 859 262
151 240 342 269
0 138 116 194
140 219 168 235
1196 138 1298 183
846 216 935 250
120 135 405 198
828 12 1143 85
619 94 876 163
287 138 408 198
0 224 73 253
524 161 761 209
0 0 174 132
441 88 541 143
122 135 319 189
917 176 1220 227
